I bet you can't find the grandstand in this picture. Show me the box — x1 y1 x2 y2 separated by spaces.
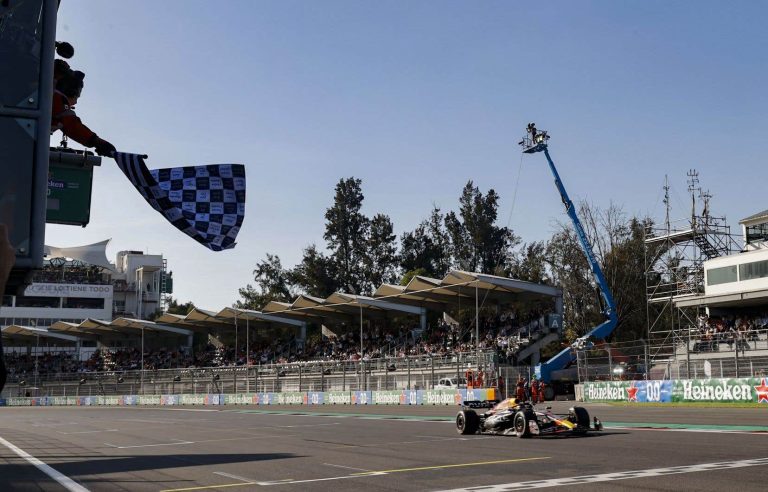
1 269 563 398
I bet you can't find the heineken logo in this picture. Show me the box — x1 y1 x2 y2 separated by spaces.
586 385 626 400
682 380 752 401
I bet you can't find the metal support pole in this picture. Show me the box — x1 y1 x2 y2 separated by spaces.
246 317 250 393
431 356 435 390
475 284 480 372
456 352 460 389
607 343 613 381
343 362 346 391
686 326 691 380
234 312 238 365
299 364 302 392
407 356 411 390
320 362 324 392
141 327 145 394
734 345 740 378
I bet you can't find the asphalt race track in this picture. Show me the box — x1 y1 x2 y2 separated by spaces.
1 402 767 491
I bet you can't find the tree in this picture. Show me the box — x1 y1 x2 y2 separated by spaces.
508 241 550 284
324 177 369 294
289 244 339 298
445 181 519 273
399 206 451 278
363 213 398 291
235 253 293 310
546 201 652 343
148 297 194 321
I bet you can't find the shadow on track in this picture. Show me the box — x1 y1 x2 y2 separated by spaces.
51 452 301 477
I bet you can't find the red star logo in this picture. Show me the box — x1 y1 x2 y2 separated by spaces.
754 378 768 403
627 382 639 402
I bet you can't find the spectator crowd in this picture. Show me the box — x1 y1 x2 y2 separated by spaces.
693 313 768 353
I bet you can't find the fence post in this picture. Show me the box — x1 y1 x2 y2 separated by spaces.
430 356 435 390
407 357 411 390
456 353 460 389
342 363 346 391
299 364 303 392
320 362 325 392
734 347 740 378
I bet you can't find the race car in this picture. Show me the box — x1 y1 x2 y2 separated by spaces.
455 398 602 437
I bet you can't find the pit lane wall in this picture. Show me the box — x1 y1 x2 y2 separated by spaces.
578 378 768 404
0 388 497 407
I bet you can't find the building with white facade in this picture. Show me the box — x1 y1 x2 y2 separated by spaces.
0 240 171 330
676 209 768 310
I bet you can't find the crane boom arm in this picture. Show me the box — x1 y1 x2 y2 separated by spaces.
534 145 618 383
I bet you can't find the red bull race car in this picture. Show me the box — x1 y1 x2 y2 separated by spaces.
456 398 602 437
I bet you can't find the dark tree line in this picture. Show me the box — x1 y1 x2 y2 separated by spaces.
236 178 653 343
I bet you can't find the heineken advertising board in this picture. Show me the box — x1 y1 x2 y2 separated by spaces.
583 378 768 404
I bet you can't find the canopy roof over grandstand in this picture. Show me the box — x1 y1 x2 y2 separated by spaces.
1 325 80 343
41 318 193 340
151 269 561 330
44 239 115 271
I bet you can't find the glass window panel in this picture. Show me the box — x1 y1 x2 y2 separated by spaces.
707 265 737 286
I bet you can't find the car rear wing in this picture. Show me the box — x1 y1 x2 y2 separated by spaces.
462 400 500 409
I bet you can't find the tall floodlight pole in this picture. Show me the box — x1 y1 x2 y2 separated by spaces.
246 316 250 393
475 283 480 371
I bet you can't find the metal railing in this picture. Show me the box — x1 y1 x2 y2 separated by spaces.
575 330 768 382
2 351 501 398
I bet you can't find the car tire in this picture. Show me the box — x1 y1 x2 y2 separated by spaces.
456 410 479 435
569 406 590 431
514 410 531 438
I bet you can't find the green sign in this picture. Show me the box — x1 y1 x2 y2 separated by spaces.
46 163 96 226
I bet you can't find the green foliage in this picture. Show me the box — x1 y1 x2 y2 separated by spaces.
445 181 519 273
235 253 293 310
399 206 451 278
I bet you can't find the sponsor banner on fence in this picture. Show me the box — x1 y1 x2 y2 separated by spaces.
371 391 403 405
306 391 324 405
403 390 419 405
421 390 462 405
674 378 768 403
138 395 162 406
224 393 257 405
274 392 305 405
0 399 5 406
352 391 372 405
583 380 673 403
325 391 351 405
461 388 497 402
255 392 273 405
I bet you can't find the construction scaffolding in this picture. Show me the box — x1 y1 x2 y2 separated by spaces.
644 171 741 359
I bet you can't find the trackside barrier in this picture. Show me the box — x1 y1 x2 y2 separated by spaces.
580 377 768 404
0 388 497 407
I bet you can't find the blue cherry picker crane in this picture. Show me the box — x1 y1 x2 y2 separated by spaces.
519 124 618 390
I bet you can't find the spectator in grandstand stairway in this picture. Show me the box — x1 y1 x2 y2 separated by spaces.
0 224 16 393
51 56 116 156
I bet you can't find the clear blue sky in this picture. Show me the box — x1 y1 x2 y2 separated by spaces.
49 0 768 309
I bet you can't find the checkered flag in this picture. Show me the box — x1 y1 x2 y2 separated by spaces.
113 152 245 251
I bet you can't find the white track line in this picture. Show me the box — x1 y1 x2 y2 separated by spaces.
434 457 768 491
213 471 256 483
323 463 372 472
0 436 90 492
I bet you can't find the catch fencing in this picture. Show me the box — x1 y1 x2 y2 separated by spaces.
2 351 513 398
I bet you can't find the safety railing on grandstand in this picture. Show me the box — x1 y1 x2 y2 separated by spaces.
575 328 768 383
1 351 513 398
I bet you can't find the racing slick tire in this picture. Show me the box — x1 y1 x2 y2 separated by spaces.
513 410 532 438
569 406 590 433
456 410 479 435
